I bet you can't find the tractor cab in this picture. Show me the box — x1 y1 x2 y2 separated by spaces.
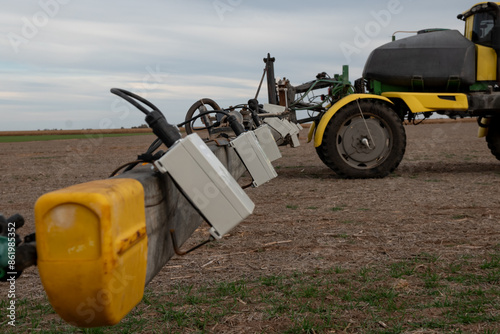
459 2 500 83
460 2 500 48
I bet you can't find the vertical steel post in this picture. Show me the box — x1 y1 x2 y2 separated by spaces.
264 53 279 105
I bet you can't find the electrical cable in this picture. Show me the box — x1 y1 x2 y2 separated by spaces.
110 160 148 177
111 88 161 115
177 109 245 136
178 104 250 125
112 138 165 175
177 110 231 127
179 104 249 128
109 89 246 177
108 88 183 177
111 88 182 148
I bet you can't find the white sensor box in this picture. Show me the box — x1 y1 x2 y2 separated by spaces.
282 119 301 147
264 118 301 148
253 124 282 162
154 134 255 239
261 104 302 146
230 131 278 187
291 121 303 133
263 117 290 138
262 104 287 115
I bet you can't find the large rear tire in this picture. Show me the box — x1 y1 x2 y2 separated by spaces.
486 117 500 160
316 100 406 179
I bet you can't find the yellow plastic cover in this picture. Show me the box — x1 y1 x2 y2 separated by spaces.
35 178 147 327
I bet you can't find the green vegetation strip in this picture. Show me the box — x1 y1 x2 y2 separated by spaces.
2 249 499 333
0 133 152 143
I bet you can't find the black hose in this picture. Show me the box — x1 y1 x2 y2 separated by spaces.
178 109 245 136
110 88 161 116
177 110 231 127
110 88 181 147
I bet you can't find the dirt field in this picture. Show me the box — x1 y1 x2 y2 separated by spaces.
1 120 499 332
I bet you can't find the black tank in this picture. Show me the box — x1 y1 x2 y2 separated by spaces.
363 30 477 91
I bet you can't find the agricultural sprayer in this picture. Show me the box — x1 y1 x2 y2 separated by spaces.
185 1 500 179
2 1 500 328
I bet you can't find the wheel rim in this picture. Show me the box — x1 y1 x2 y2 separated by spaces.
336 114 392 169
185 99 221 135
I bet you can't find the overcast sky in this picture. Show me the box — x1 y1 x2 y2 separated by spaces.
1 0 476 131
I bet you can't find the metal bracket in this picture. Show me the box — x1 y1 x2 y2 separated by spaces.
169 229 213 256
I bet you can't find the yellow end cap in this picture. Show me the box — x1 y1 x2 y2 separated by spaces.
35 178 147 327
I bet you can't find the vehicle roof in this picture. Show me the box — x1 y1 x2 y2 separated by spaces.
459 2 500 20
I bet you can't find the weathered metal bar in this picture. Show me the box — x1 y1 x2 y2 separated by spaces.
33 137 250 327
116 141 247 284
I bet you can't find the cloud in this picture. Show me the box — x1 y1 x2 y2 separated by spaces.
0 0 476 130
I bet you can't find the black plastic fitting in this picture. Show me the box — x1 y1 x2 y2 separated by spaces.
111 88 182 148
145 111 182 148
247 99 262 127
227 114 245 136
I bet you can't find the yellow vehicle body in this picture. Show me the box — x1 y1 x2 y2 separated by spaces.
312 92 469 147
476 44 497 81
381 93 469 113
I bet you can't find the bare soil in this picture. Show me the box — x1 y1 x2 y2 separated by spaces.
1 120 499 331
